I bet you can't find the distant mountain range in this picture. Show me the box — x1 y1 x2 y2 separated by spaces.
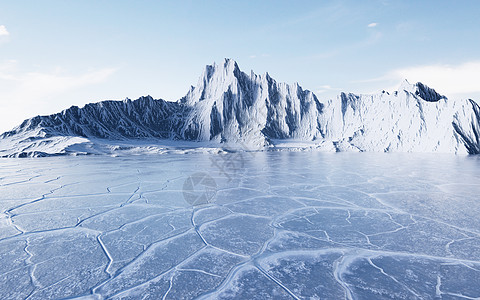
1 58 479 157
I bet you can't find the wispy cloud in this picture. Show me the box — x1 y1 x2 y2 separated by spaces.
367 22 378 28
0 25 9 36
12 68 117 97
248 54 269 59
316 84 341 94
308 30 382 61
355 61 480 97
0 61 118 132
390 61 480 95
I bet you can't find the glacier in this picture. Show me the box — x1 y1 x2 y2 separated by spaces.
1 58 480 157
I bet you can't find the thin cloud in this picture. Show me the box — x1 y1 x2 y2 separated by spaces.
390 61 480 95
309 31 382 61
316 84 341 94
0 62 118 132
354 61 480 97
0 25 9 36
249 54 269 59
367 22 378 28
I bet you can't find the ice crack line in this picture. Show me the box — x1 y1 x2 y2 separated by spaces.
97 235 114 277
23 237 41 294
191 209 209 246
161 273 174 300
90 229 196 295
7 182 75 216
445 237 473 256
346 210 352 224
435 275 442 297
367 257 421 298
44 176 61 184
177 268 222 278
1 174 42 186
332 252 354 300
120 186 140 207
106 245 208 299
256 263 301 300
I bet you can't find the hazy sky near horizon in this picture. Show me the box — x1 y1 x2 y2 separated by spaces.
1 0 480 133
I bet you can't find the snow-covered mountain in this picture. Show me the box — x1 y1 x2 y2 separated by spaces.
1 58 479 157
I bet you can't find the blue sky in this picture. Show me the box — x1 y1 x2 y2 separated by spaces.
1 0 480 132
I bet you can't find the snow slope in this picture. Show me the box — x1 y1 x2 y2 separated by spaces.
1 58 479 157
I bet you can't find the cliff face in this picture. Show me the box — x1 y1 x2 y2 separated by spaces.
0 96 183 140
1 58 480 157
178 59 323 147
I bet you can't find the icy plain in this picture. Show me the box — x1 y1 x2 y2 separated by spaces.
1 152 480 299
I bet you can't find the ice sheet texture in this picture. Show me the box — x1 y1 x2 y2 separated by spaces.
1 152 480 299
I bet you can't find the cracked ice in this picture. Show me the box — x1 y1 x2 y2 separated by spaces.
1 152 480 299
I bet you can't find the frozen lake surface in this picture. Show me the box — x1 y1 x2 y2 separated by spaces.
1 152 480 299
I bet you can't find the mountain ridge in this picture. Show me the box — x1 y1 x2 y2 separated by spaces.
1 58 479 157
